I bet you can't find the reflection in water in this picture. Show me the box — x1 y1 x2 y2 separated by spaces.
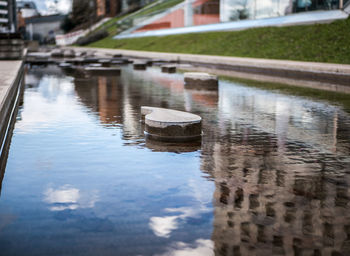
0 65 349 255
145 138 201 153
150 215 179 238
155 239 214 256
150 205 212 238
43 184 99 211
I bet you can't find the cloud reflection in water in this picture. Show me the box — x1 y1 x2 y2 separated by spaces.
149 206 211 238
43 184 99 211
155 239 214 256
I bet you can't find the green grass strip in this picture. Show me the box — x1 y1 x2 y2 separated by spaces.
88 17 350 64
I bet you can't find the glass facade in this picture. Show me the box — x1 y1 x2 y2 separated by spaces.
220 0 342 22
132 0 348 34
0 0 17 33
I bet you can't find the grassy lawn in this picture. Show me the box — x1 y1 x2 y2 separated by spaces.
88 17 350 64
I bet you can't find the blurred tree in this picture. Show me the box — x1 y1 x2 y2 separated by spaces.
72 0 97 26
60 15 75 32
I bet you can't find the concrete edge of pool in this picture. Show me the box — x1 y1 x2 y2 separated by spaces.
0 58 25 177
68 47 350 94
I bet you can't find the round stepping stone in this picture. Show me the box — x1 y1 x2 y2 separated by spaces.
161 65 176 73
123 58 133 64
82 57 99 64
145 60 153 66
65 58 84 65
133 62 147 70
141 106 202 142
76 51 87 57
184 72 218 91
59 62 73 69
111 60 126 65
64 49 75 58
51 49 63 58
112 58 133 64
98 59 111 67
88 63 102 67
72 58 85 65
85 67 121 76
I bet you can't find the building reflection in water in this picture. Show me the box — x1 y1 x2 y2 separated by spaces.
200 84 350 255
25 65 350 255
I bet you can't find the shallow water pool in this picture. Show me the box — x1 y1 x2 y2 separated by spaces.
0 64 349 256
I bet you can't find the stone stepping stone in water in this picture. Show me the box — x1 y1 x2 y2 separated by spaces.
51 49 64 58
65 58 85 65
161 65 176 73
85 67 121 76
111 58 133 64
122 58 134 64
82 57 99 64
59 62 73 69
184 72 218 91
145 60 153 66
98 59 112 67
64 49 75 58
133 62 147 70
88 63 102 67
75 51 87 57
111 60 126 65
141 106 202 142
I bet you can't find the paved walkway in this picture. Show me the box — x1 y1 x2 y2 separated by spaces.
0 60 23 112
72 47 350 74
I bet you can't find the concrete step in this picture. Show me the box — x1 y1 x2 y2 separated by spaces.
0 39 24 45
0 38 24 60
0 45 24 52
0 51 23 60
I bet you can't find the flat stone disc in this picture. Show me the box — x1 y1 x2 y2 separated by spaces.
141 106 202 142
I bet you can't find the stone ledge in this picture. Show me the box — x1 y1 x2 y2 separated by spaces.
69 47 350 93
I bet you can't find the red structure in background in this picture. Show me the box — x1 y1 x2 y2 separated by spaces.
96 0 122 17
135 0 220 33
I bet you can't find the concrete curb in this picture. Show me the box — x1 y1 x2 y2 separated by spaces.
0 60 24 159
70 47 350 93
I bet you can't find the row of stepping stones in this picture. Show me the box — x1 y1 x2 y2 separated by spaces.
47 49 215 144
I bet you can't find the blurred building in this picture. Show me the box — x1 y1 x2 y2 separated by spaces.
0 0 17 33
115 0 350 38
16 1 39 18
95 0 155 17
25 14 66 43
96 0 121 17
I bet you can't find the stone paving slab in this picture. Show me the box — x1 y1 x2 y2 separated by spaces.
0 60 24 153
0 60 23 110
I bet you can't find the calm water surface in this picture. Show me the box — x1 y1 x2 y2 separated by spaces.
0 65 349 256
